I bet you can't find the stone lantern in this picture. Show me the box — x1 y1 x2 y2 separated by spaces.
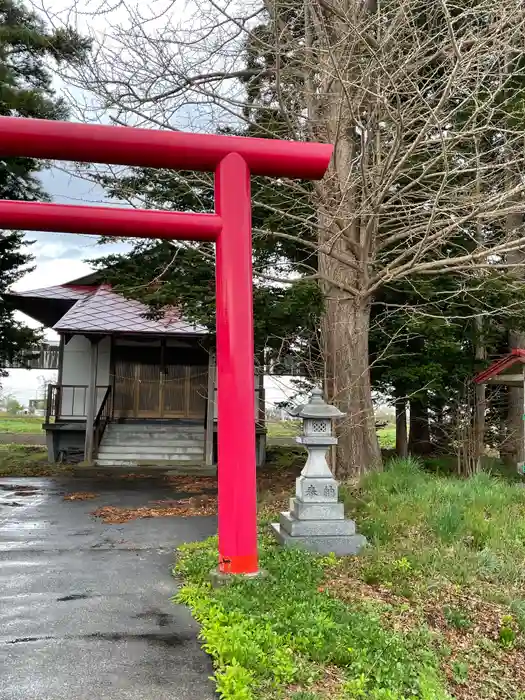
271 388 366 555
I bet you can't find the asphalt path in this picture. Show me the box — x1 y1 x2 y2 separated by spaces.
0 476 217 700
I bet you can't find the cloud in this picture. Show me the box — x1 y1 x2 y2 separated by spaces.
13 165 131 292
38 165 117 206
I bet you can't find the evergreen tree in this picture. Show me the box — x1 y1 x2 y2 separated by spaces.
370 271 525 458
0 230 36 377
0 0 89 379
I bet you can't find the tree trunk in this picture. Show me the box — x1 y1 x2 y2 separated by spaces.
395 397 408 458
472 138 485 472
431 400 449 453
505 216 525 468
473 318 486 472
315 49 381 479
322 294 381 479
408 394 432 456
506 328 525 467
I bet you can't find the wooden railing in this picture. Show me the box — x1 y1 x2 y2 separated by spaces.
45 384 111 423
45 384 61 424
93 386 112 455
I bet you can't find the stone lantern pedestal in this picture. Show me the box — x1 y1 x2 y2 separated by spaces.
271 388 366 556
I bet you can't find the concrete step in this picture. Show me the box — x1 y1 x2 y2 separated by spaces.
101 437 204 447
102 434 205 444
97 450 204 461
95 457 205 467
86 463 216 475
105 425 204 432
99 442 204 451
97 452 204 462
107 424 204 432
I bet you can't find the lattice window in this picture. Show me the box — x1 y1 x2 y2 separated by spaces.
311 420 328 433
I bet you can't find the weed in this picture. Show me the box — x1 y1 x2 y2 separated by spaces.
451 661 469 684
361 561 384 586
443 606 472 630
392 557 412 574
377 427 396 450
343 460 525 592
510 600 525 632
265 446 305 471
499 615 516 648
429 503 465 543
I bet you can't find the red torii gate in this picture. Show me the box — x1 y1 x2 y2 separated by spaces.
0 116 332 576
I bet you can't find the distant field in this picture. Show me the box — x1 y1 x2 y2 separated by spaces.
267 420 301 438
0 414 396 444
0 414 44 434
268 419 396 449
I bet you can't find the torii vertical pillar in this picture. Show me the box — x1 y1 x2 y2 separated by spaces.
215 153 258 574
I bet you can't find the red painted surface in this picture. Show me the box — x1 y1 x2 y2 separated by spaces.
215 153 258 574
0 115 333 575
474 349 525 383
0 116 332 179
0 201 221 241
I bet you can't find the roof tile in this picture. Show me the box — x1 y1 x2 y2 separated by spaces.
12 284 94 300
52 285 206 336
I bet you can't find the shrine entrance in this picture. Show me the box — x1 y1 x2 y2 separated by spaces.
113 361 207 420
111 337 208 420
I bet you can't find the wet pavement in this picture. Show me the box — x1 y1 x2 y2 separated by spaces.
0 476 217 700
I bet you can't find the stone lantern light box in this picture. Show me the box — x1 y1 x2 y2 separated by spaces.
271 388 367 555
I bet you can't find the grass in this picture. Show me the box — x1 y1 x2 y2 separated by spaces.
176 457 525 700
345 458 525 594
377 426 396 449
0 413 44 434
0 444 71 477
340 459 525 699
267 421 301 438
0 415 393 443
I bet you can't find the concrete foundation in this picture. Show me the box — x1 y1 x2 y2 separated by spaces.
289 497 345 521
279 511 355 537
271 523 366 556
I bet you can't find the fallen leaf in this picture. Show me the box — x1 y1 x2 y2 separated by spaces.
63 492 99 501
91 496 218 523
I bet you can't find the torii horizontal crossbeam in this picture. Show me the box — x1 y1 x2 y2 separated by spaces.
0 116 332 179
0 200 221 240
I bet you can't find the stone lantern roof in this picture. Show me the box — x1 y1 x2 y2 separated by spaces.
290 388 345 420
